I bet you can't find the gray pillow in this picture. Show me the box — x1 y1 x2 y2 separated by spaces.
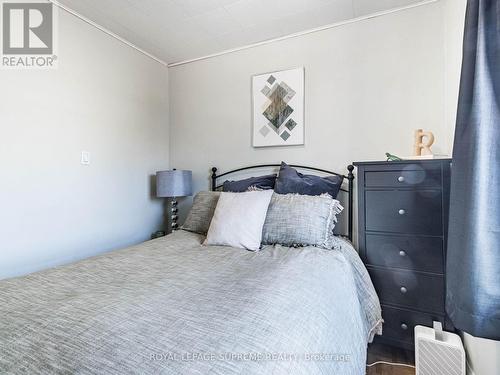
181 191 220 234
262 193 343 248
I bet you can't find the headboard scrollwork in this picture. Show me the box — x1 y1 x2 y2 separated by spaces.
210 164 355 241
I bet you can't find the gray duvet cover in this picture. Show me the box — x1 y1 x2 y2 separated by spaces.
0 230 381 375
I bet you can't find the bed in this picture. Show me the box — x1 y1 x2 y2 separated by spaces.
0 164 382 375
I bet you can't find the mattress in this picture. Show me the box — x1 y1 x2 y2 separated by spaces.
0 230 381 374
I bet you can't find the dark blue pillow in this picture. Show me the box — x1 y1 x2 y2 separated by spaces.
223 174 276 192
274 162 343 198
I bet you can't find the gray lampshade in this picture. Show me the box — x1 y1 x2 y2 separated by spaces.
156 170 192 198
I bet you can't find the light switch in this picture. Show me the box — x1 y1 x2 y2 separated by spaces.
81 151 90 165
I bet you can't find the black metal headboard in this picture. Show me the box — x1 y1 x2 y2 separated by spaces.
210 164 355 241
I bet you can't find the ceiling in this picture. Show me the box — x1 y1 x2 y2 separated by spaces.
56 0 425 65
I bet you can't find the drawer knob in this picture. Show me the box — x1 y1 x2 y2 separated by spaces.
400 286 408 294
399 250 407 257
401 323 409 330
398 209 406 215
398 176 405 182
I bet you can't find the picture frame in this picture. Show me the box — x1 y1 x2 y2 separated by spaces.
252 67 304 147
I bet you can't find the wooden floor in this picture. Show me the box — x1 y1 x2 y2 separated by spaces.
366 342 415 375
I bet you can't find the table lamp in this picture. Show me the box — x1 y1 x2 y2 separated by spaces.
156 169 192 231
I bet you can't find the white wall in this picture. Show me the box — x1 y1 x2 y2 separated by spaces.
463 332 500 375
0 10 169 279
444 0 466 148
169 1 449 236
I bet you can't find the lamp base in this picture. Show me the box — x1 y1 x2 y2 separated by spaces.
171 199 179 231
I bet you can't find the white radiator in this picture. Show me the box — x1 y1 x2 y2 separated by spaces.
415 322 466 375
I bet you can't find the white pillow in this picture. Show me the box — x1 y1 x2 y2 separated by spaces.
204 190 273 251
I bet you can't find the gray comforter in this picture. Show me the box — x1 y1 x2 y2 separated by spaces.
0 230 382 375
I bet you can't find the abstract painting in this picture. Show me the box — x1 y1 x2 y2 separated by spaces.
252 67 304 147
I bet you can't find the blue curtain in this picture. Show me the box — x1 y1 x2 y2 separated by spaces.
446 0 500 340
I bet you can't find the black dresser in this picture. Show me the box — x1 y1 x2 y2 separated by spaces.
354 159 452 350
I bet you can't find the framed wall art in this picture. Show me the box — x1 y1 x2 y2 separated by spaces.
252 67 304 147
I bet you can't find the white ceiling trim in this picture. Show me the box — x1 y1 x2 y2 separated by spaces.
168 0 438 67
49 0 169 66
49 0 437 69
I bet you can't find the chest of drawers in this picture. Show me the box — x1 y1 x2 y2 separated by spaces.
354 159 452 350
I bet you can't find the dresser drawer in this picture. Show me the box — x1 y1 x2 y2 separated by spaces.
365 190 443 235
380 305 445 345
365 168 442 189
365 234 444 273
368 267 445 313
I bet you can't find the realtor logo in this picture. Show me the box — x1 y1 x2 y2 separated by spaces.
1 0 58 68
